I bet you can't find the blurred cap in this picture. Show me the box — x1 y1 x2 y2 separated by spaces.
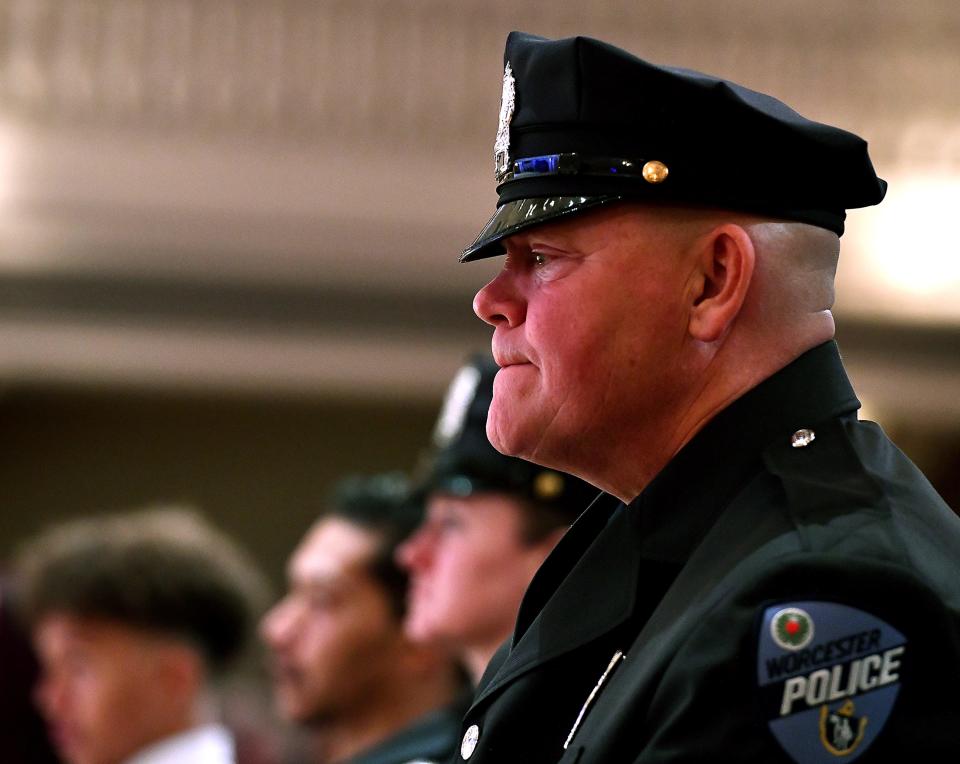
417 354 598 520
461 31 887 262
327 471 424 538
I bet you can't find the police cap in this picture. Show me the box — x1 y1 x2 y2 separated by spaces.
461 31 887 262
418 354 598 518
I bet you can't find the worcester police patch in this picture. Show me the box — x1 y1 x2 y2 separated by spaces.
757 601 907 762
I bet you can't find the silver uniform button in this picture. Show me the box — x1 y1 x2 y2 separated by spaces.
791 428 816 448
461 724 480 760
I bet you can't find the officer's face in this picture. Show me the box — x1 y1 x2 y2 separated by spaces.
260 517 412 725
473 204 697 491
33 614 198 764
397 492 560 658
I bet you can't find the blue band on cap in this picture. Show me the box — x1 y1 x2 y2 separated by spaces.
515 155 562 175
511 153 651 182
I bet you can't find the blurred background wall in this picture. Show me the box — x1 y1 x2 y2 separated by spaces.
0 0 958 584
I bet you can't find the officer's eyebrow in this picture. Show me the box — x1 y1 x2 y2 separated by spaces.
294 571 342 586
426 498 466 517
288 573 365 604
287 557 352 588
502 233 532 255
505 230 582 258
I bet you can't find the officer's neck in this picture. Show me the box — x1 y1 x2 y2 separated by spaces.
604 324 835 503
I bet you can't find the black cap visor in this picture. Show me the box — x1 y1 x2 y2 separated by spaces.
460 194 623 262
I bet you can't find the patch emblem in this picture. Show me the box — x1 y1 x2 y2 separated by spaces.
757 601 906 763
771 607 815 651
432 364 482 448
819 700 866 755
494 63 516 183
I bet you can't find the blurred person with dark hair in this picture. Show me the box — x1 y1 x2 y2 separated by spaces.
15 508 269 764
0 575 61 764
260 473 464 764
397 356 599 683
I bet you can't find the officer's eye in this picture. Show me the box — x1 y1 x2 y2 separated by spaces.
434 513 464 532
301 586 339 611
306 593 328 608
528 248 575 281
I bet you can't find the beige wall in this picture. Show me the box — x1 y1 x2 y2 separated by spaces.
0 385 439 585
0 0 957 567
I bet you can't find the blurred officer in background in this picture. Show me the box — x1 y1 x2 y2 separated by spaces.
0 575 60 764
397 355 598 683
453 31 960 763
15 508 268 764
260 474 464 764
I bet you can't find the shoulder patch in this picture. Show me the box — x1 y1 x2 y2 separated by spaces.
757 601 906 762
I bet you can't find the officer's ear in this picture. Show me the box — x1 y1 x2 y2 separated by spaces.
686 223 756 343
152 638 206 709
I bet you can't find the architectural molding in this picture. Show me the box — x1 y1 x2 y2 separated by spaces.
1 0 957 164
0 0 957 407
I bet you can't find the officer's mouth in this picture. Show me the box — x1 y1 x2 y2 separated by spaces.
46 722 78 756
269 660 304 687
492 349 532 368
408 579 432 605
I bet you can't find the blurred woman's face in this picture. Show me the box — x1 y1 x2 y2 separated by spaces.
397 492 558 663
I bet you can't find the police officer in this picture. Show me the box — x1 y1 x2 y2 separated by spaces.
454 32 960 762
261 473 465 764
398 355 598 684
16 508 268 764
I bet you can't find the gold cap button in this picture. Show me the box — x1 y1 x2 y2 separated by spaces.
533 470 564 500
642 160 669 184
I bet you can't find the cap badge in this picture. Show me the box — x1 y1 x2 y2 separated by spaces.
494 63 516 183
433 364 482 448
642 160 669 184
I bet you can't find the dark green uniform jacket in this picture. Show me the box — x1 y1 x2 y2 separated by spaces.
349 702 465 764
455 342 960 763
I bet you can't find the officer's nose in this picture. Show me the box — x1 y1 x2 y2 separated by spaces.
260 596 297 649
474 267 525 329
396 525 434 572
34 670 64 720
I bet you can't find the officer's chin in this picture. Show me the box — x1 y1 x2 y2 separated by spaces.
485 405 532 461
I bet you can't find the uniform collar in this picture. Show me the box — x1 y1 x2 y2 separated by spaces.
472 496 639 707
123 724 234 764
632 340 859 563
347 700 468 764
